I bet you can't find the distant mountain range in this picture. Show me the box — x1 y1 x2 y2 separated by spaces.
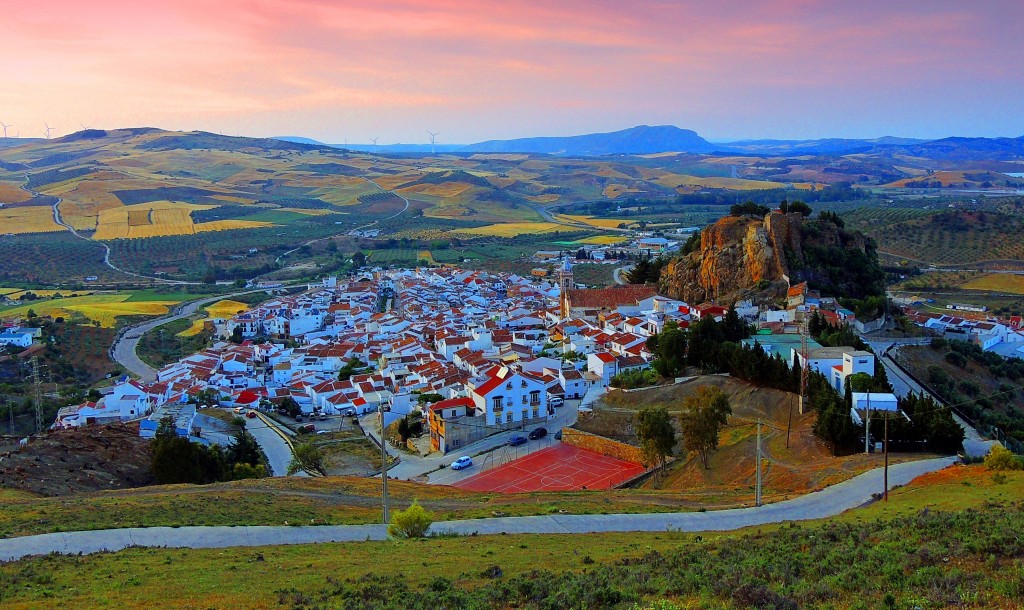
275 125 1024 160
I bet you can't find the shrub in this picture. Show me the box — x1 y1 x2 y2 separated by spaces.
388 499 434 539
985 446 1023 471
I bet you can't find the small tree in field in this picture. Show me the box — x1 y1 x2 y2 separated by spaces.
679 385 732 469
637 406 676 476
388 499 434 538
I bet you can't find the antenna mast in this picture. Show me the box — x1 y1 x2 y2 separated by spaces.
31 357 44 433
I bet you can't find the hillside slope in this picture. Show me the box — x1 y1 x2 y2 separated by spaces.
659 211 885 305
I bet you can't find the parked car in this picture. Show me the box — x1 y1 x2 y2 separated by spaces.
298 423 316 434
554 429 562 441
548 396 564 407
295 414 303 422
528 427 547 440
507 434 528 446
317 412 328 421
343 408 356 416
451 456 473 470
245 410 258 419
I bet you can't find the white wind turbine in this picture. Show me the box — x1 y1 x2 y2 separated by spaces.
370 137 379 154
43 123 54 139
0 122 10 138
427 130 440 154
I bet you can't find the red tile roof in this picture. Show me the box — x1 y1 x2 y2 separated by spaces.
566 285 657 309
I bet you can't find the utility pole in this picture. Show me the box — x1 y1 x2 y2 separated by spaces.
7 399 13 435
883 414 889 501
755 419 762 507
864 393 871 454
379 402 390 524
31 357 44 433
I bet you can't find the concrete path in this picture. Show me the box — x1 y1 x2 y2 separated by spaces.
244 412 299 477
0 456 955 562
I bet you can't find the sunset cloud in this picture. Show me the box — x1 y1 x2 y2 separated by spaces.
1 0 1020 142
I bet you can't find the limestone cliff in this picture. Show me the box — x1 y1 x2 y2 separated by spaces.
660 212 879 304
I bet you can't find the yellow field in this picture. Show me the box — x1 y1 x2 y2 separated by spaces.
398 182 475 198
177 319 209 337
524 194 560 204
205 300 250 319
0 295 175 327
0 206 64 234
193 219 274 233
554 214 627 229
372 174 424 191
417 250 436 264
450 222 565 237
276 208 336 216
0 182 32 203
575 235 628 245
961 273 1024 294
469 154 529 161
91 201 272 239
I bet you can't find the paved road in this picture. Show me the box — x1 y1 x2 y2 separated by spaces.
0 456 956 561
110 289 274 382
360 401 580 483
245 412 300 476
613 265 632 285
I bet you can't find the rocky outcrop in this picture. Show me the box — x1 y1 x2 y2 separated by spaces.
660 211 874 305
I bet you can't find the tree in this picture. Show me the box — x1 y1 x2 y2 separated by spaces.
788 200 812 216
279 396 302 417
227 430 263 467
387 499 434 538
288 443 326 475
985 445 1023 471
337 357 365 381
230 325 244 344
352 251 366 268
636 406 676 474
397 416 412 444
679 385 731 469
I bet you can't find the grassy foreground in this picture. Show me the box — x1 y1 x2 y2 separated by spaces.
0 466 1022 609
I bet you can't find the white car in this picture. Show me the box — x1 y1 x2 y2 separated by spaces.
549 396 564 407
450 456 473 470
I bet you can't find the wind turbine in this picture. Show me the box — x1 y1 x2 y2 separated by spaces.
370 137 379 154
43 123 54 139
0 122 10 138
427 130 440 154
80 124 92 131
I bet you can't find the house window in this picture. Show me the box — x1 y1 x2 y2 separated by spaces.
522 395 527 405
506 382 513 390
530 390 540 406
492 396 503 411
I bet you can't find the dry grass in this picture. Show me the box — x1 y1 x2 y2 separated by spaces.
176 318 209 337
961 273 1024 294
524 194 561 203
469 153 530 161
93 201 213 239
0 182 32 203
449 222 565 237
0 206 63 234
555 214 627 229
602 184 642 199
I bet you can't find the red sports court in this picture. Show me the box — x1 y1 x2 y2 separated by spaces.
452 443 646 493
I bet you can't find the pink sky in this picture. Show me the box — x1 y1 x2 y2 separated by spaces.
1 0 1021 143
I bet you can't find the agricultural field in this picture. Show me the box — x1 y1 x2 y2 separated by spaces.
0 182 31 203
574 235 628 245
961 273 1024 294
178 299 250 336
553 214 630 229
0 293 181 327
0 206 62 234
843 202 1024 266
449 221 565 237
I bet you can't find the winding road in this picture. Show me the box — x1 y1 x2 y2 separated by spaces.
0 456 956 561
275 177 410 265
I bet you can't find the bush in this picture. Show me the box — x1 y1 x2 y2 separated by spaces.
388 499 434 539
985 446 1023 471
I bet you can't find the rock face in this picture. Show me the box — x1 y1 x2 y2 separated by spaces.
660 212 869 304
